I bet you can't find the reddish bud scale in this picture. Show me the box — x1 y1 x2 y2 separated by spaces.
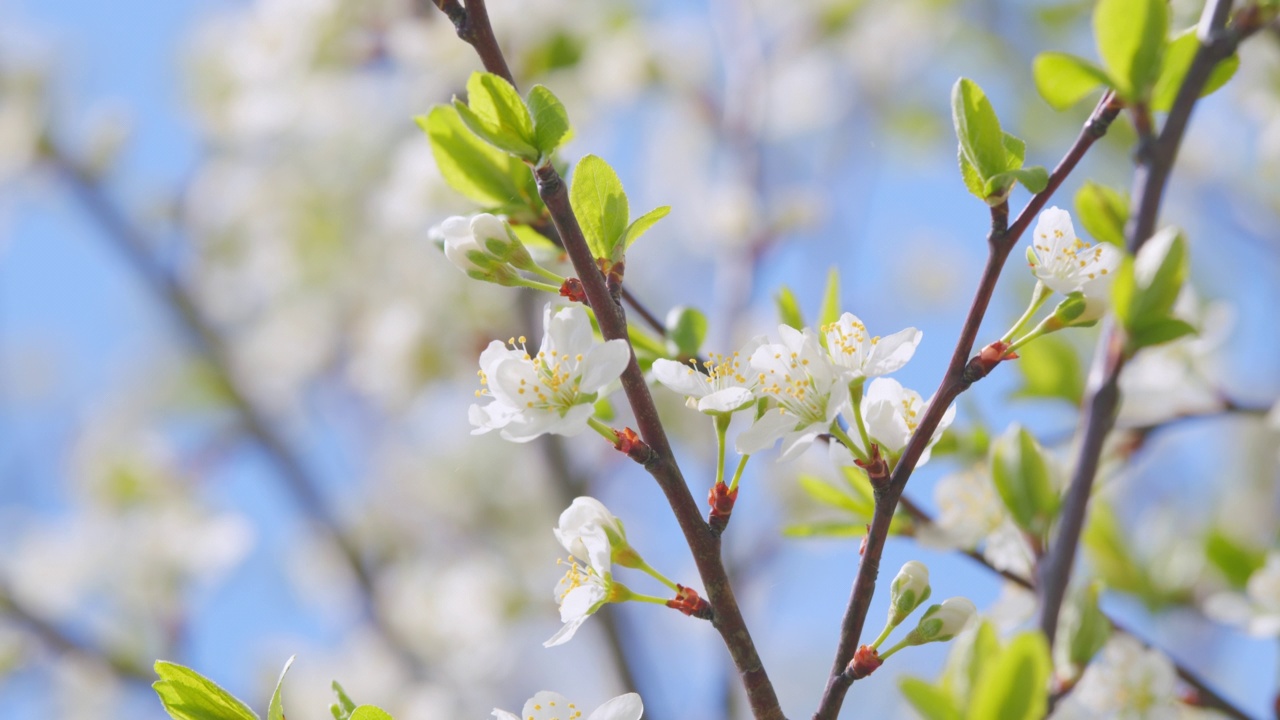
847 645 882 679
613 427 654 465
964 340 1018 383
859 527 869 556
707 482 739 535
559 278 589 304
667 584 712 620
854 444 890 490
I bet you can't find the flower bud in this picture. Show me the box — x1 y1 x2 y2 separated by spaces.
555 497 629 567
1047 291 1106 329
906 597 976 645
888 561 932 627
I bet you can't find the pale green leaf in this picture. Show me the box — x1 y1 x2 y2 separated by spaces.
775 285 805 330
1074 181 1128 247
1094 0 1168 100
899 677 962 720
1032 52 1111 110
418 107 527 207
569 154 629 260
952 78 1009 183
620 205 671 252
527 85 574 158
665 306 708 359
330 681 358 720
267 656 295 720
965 632 1051 720
1011 334 1084 405
1152 29 1240 112
153 661 259 720
350 707 395 720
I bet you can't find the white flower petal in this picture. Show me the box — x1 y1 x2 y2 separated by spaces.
698 386 754 414
588 693 644 720
579 339 630 393
865 326 922 376
734 410 797 455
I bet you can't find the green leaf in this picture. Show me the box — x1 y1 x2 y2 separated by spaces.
1012 334 1084 405
984 167 1049 196
817 267 842 349
619 205 671 252
153 661 259 720
1032 52 1111 110
1094 0 1168 101
665 306 708 359
943 621 1000 705
798 475 867 516
330 681 358 720
1151 29 1240 112
454 72 538 160
1128 317 1197 349
526 85 574 158
965 632 1051 720
1001 133 1026 167
782 521 868 538
418 107 529 208
990 425 1059 536
958 149 986 200
267 656 294 720
1074 181 1128 247
350 707 395 720
1205 529 1268 588
899 677 962 720
509 222 559 252
1063 583 1111 671
952 78 1010 191
1131 228 1188 327
569 154 629 260
775 285 806 330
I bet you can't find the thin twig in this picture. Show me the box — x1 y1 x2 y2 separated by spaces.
47 151 427 677
812 92 1123 720
1036 0 1256 650
434 4 785 716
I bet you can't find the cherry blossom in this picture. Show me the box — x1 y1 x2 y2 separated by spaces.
857 377 956 465
651 337 765 415
493 691 643 720
823 312 921 381
1027 207 1120 297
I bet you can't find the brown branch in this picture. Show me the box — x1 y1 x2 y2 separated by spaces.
47 150 428 678
1036 0 1257 650
811 92 1123 720
893 497 1251 720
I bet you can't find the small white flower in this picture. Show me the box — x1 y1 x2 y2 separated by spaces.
544 554 614 648
823 312 921 381
1051 636 1177 719
470 304 629 442
858 377 956 465
651 337 765 415
493 691 644 720
554 497 626 565
915 470 1035 577
735 326 849 460
436 213 510 275
1028 207 1120 297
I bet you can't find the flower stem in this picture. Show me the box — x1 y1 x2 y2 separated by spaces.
1000 281 1052 344
528 263 566 285
830 423 870 464
628 592 675 606
515 277 564 294
849 380 873 454
728 454 750 491
588 416 618 444
631 558 681 593
877 635 913 661
869 622 895 651
713 415 731 487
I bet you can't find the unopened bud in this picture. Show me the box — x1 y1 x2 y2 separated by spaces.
888 561 932 627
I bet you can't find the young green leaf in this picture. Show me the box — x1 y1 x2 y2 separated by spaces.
1205 529 1268 588
330 681 358 720
775 285 806 330
527 85 574 159
1151 29 1240 112
965 633 1051 720
952 78 1009 187
1128 316 1197 349
1011 334 1084 405
619 205 671 251
817 267 842 349
267 656 295 720
350 707 395 720
1032 52 1111 110
990 425 1058 536
453 72 539 160
799 475 868 516
1093 0 1168 101
1061 583 1111 672
1130 228 1189 327
983 167 1049 196
1074 181 1128 247
942 621 1000 705
418 106 530 209
899 677 962 720
569 154 629 260
153 661 259 720
665 305 708 359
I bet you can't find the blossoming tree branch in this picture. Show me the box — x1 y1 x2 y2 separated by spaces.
145 0 1280 718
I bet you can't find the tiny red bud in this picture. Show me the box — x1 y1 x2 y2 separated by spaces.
666 584 712 620
559 278 589 304
612 427 654 464
965 340 1017 382
859 526 870 556
847 645 882 679
853 443 890 489
707 482 739 535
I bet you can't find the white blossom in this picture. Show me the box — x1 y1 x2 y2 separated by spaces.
651 337 764 415
470 305 629 442
493 691 643 720
823 312 921 381
735 326 849 460
435 213 510 275
544 554 614 648
912 597 976 642
554 497 626 567
1028 207 1120 297
888 560 931 625
857 377 956 465
1051 636 1178 720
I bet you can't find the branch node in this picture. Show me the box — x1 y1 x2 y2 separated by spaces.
707 481 739 536
846 645 883 680
612 427 655 465
854 444 890 491
666 584 713 620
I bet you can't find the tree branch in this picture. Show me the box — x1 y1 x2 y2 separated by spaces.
1036 0 1258 650
812 92 1122 720
433 3 785 716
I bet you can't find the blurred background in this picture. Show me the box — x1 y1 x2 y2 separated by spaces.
1 0 1278 717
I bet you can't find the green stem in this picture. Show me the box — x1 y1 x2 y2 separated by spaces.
849 380 873 455
869 622 895 651
830 424 870 464
528 263 566 285
728 454 750 491
628 592 675 606
588 417 618 444
1006 313 1061 355
714 415 731 488
877 632 917 661
632 558 681 593
1000 281 1052 344
516 277 564 294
